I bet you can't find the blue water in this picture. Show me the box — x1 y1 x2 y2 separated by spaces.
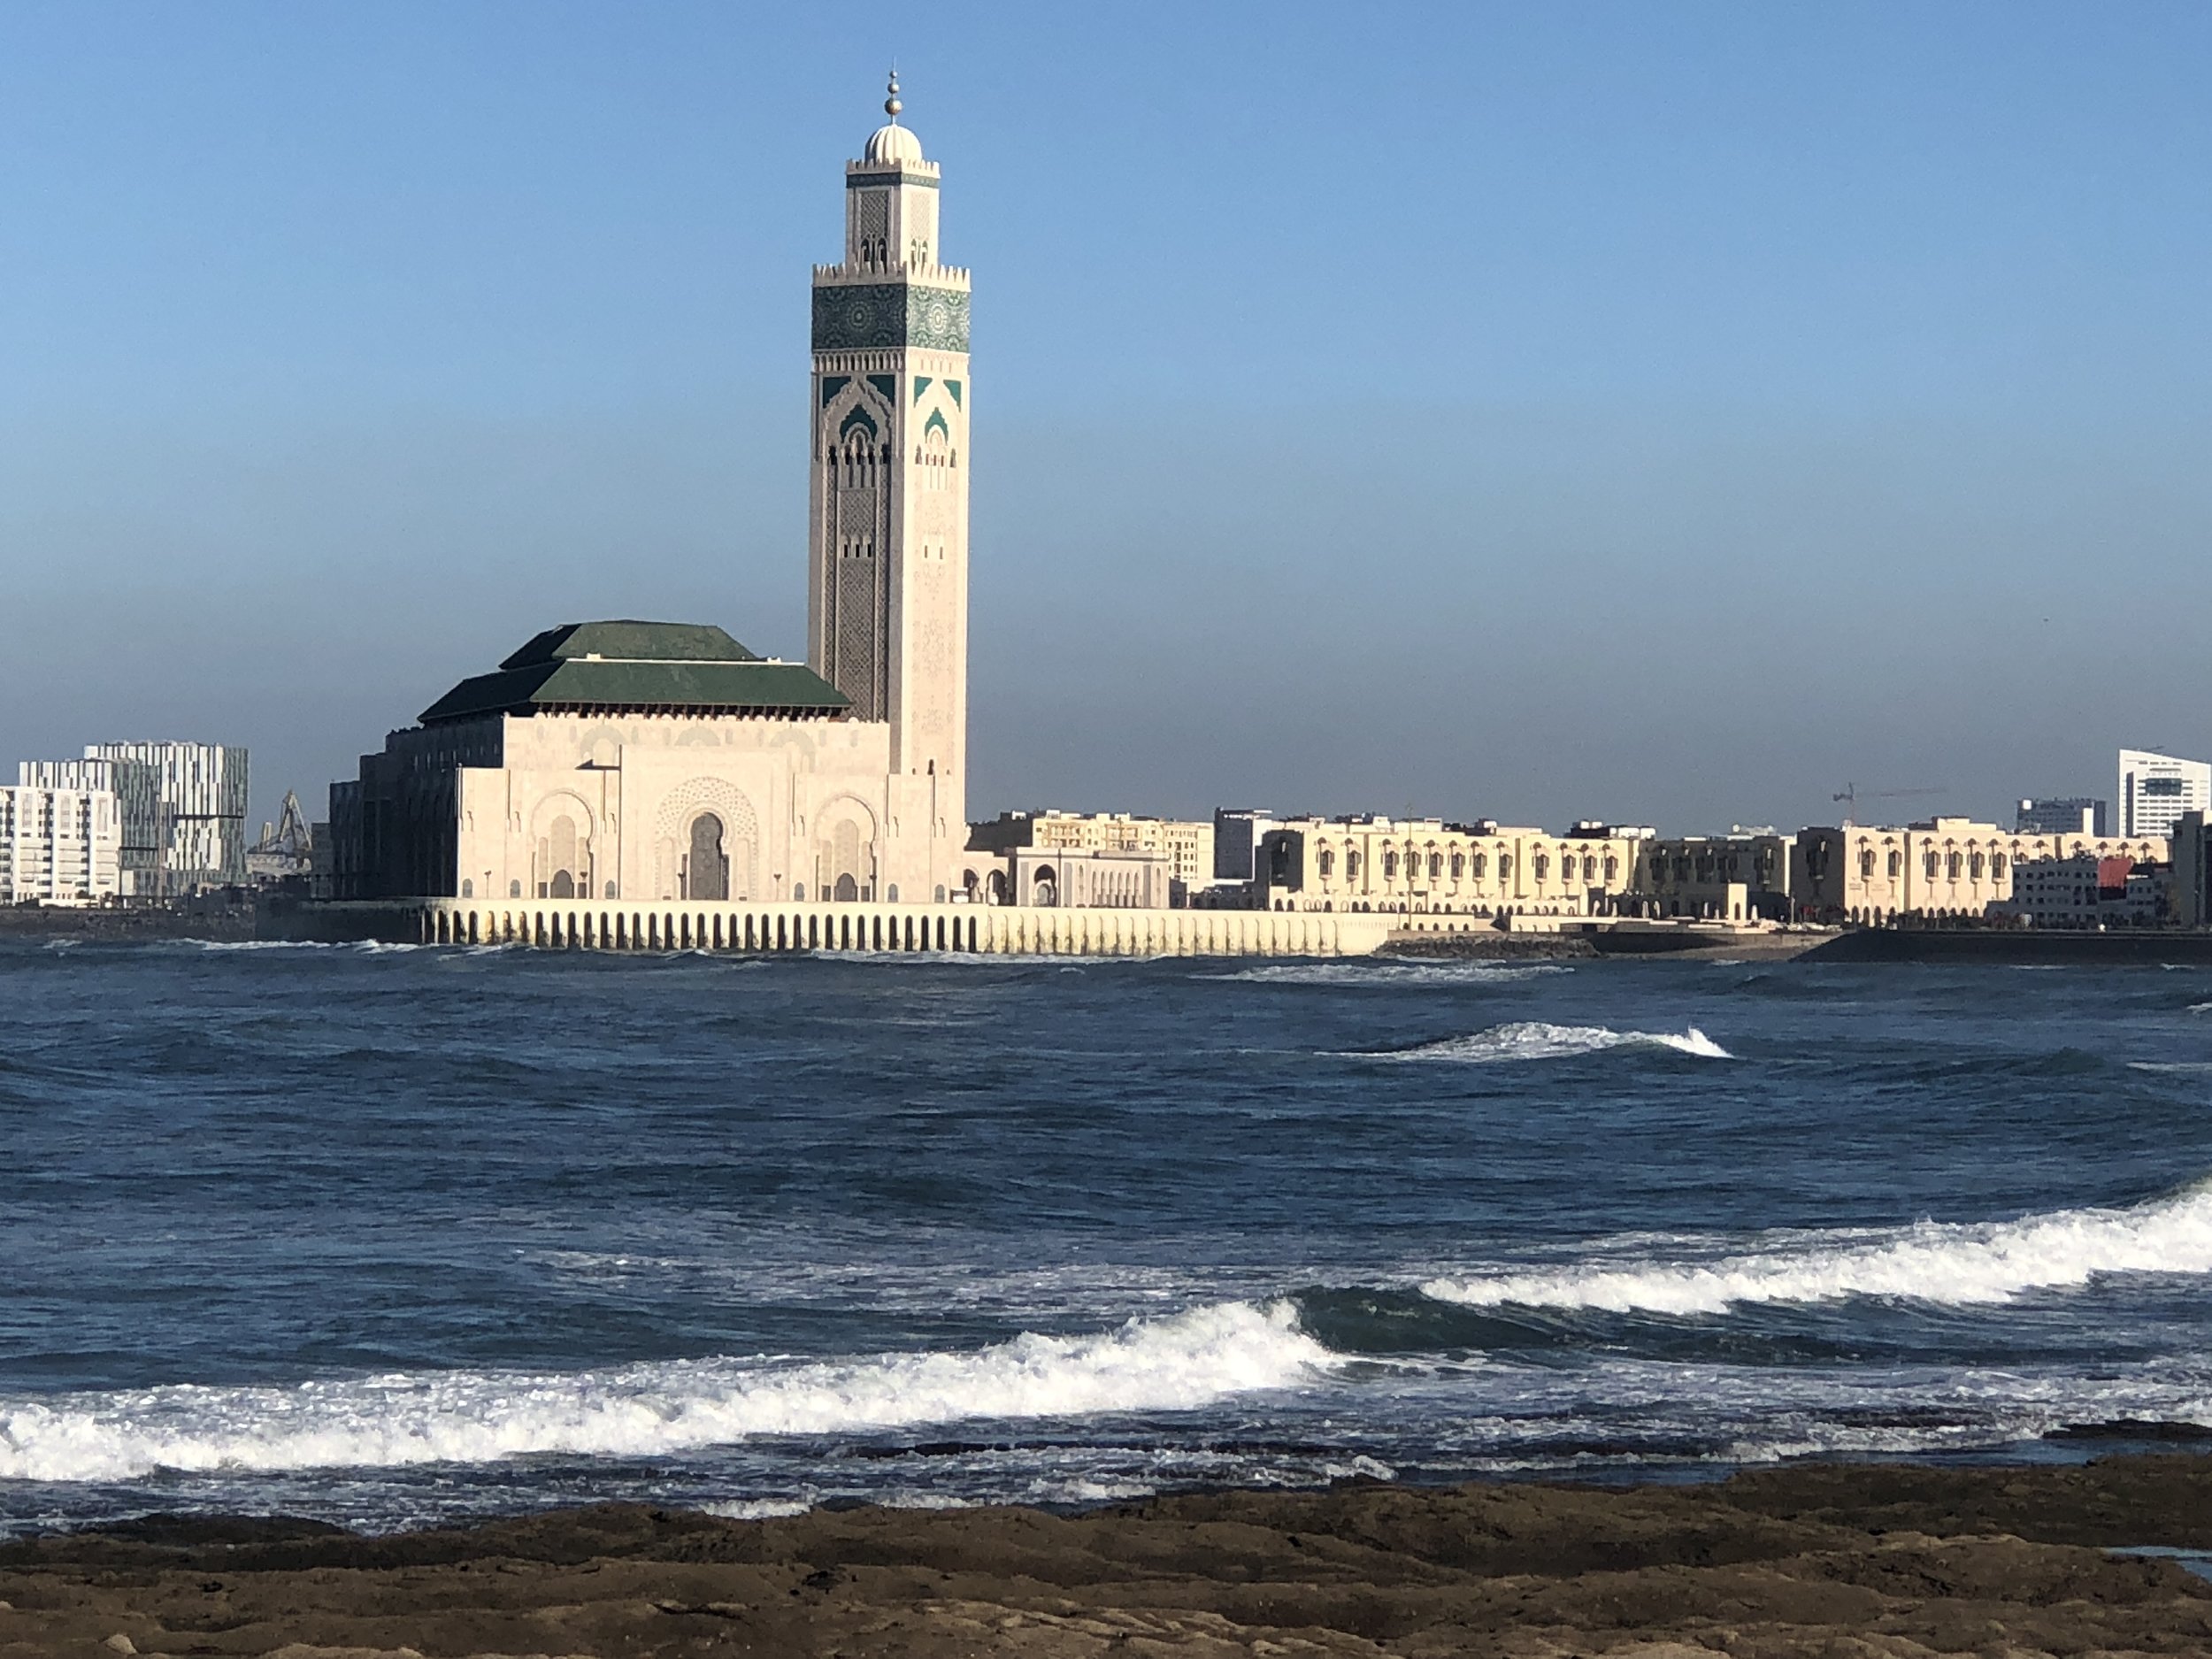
4 939 2212 1532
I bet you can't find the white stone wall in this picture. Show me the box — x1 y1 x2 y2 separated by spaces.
447 711 964 906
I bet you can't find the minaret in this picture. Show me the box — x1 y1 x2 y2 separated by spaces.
808 72 970 863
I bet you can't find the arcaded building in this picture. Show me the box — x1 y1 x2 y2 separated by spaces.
1249 817 1644 919
1792 818 2168 923
334 80 972 906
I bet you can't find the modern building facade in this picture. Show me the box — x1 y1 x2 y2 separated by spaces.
0 775 122 903
1995 853 2168 928
2119 749 2210 840
2016 796 2107 837
79 741 248 895
333 85 970 908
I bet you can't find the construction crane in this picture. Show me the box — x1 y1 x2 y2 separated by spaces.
1832 783 1946 826
247 791 315 879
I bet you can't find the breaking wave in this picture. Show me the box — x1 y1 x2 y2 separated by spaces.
1422 1183 2212 1316
1360 1021 1732 1064
1206 963 1571 987
0 1302 1330 1484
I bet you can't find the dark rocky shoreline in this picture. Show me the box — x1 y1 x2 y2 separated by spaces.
7 1456 2212 1655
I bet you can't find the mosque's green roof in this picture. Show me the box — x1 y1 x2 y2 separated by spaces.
419 620 849 726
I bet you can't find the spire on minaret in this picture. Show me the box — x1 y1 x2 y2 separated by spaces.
884 68 902 122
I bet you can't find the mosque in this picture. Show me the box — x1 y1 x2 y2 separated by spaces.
331 76 972 909
324 80 1385 959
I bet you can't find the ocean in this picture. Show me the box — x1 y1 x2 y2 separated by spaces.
2 938 2208 1533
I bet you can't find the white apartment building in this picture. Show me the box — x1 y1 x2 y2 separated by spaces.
2118 749 2211 841
0 780 122 903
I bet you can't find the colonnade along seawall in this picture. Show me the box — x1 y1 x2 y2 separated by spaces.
331 900 1393 958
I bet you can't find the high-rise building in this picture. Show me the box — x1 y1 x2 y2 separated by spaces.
809 71 970 871
82 741 248 895
2016 797 2108 837
2118 749 2210 841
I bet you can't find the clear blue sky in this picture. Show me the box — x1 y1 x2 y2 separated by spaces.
4 2 2208 834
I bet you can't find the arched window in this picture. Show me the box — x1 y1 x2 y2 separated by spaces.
1318 849 1334 878
1450 851 1464 878
1947 851 1963 880
1924 851 1939 879
1499 854 1513 879
1471 852 1486 879
1603 856 1618 881
1428 851 1442 879
509 879 522 897
1970 851 1985 879
1384 850 1399 878
1534 853 1549 880
1992 854 2008 879
1348 850 1362 878
1887 850 1901 878
1859 849 1875 880
460 879 473 898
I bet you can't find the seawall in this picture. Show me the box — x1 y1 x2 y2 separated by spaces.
280 898 1393 958
1806 928 2212 965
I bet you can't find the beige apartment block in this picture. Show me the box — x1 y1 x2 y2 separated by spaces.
1793 818 2167 923
1251 817 1640 919
968 810 1214 892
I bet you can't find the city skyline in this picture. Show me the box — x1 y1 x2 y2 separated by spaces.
4 3 2209 834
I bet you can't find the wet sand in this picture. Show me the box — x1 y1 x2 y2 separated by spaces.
6 1455 2212 1655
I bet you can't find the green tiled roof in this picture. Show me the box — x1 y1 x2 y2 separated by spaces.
420 621 849 725
499 620 760 669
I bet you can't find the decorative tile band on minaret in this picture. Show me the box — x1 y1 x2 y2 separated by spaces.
806 71 970 868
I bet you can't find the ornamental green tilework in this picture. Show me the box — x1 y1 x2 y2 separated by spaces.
810 284 971 353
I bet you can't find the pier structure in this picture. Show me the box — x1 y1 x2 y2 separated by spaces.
307 899 1391 958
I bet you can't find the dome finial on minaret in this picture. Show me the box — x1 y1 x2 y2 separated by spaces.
863 67 925 164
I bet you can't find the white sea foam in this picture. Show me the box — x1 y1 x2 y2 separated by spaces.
1422 1182 2212 1315
1363 1021 1732 1064
0 1302 1330 1484
1206 963 1571 987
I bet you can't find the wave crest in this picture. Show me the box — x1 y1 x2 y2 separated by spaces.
1207 963 1571 987
1362 1021 1732 1064
0 1302 1329 1484
1422 1186 2212 1315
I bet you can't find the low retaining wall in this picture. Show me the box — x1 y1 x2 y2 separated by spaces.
288 900 1392 958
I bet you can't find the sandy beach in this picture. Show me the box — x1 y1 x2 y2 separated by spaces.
4 1455 2212 1656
